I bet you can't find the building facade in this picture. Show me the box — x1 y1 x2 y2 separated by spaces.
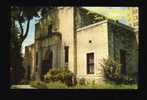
24 44 35 81
127 7 139 44
24 7 138 83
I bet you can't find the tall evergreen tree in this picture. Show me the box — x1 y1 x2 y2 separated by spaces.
10 6 41 84
10 24 25 84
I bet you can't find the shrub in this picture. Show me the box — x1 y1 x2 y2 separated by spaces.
101 58 122 83
30 81 47 89
10 85 17 89
19 79 29 84
122 74 137 84
47 81 68 89
101 58 137 84
78 78 86 85
44 67 76 86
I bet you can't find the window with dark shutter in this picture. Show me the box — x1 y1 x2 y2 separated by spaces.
87 53 94 74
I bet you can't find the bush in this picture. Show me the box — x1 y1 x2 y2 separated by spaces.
47 81 68 89
30 81 47 89
78 78 86 85
44 67 76 86
10 85 18 89
122 74 136 84
19 79 29 84
101 58 122 83
101 58 137 84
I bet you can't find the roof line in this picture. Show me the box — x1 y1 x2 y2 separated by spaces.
76 20 108 32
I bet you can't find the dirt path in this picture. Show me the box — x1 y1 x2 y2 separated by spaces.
11 85 36 89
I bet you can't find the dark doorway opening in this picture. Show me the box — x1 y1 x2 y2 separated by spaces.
120 49 126 75
41 50 53 80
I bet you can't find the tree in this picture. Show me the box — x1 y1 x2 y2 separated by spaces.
10 6 41 84
10 6 56 84
10 24 25 84
11 6 41 45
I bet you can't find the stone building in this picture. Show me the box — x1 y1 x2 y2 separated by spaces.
25 7 138 83
127 7 139 44
24 44 35 81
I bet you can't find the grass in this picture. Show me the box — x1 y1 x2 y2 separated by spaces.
67 81 137 89
29 81 137 89
10 85 18 89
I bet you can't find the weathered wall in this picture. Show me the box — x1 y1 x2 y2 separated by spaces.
33 7 138 82
57 7 75 73
76 20 109 83
108 21 138 77
24 44 35 80
35 8 59 40
41 34 61 68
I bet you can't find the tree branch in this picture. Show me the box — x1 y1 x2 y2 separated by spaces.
17 8 24 39
22 18 31 43
18 19 24 37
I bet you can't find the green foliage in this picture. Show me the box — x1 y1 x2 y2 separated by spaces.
10 6 41 84
30 81 48 89
44 67 75 86
29 80 137 89
101 58 137 84
101 58 122 83
73 82 137 89
11 7 41 44
47 81 68 89
10 85 18 89
78 78 86 85
29 81 68 89
10 25 25 84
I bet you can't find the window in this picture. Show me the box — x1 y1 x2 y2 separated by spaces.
48 24 52 35
120 49 126 74
87 53 94 74
64 46 69 63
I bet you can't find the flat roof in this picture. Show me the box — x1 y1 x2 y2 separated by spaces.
76 19 134 32
76 20 108 32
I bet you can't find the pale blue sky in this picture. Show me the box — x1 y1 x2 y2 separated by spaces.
21 7 129 55
21 17 40 54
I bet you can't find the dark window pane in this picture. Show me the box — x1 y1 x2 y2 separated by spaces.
87 53 94 74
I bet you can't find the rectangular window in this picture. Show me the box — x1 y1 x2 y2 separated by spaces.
120 49 126 74
64 46 69 63
87 53 94 74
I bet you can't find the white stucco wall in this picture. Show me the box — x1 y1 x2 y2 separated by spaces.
76 20 109 82
57 7 75 73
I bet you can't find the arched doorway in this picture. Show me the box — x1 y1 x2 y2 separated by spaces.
41 49 53 80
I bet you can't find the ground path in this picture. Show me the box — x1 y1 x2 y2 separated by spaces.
11 85 36 89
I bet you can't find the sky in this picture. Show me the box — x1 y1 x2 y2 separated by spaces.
21 7 129 55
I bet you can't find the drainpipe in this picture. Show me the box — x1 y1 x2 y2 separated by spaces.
73 7 77 75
